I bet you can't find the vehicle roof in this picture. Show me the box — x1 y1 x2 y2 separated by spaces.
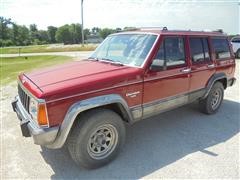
117 28 227 37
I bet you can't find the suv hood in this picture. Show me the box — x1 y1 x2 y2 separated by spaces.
25 60 128 88
22 60 141 100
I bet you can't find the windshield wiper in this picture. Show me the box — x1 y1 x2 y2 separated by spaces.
100 58 124 66
88 57 124 66
88 57 99 61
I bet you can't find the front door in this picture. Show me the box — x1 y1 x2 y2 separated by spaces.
143 36 190 118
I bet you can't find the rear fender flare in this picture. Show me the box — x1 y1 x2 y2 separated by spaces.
203 72 227 99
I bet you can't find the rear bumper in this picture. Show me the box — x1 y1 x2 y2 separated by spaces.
227 77 236 87
11 96 59 146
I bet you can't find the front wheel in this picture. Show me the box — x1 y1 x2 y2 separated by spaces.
67 109 126 169
199 82 224 114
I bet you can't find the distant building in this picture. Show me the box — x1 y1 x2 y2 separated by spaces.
85 34 103 44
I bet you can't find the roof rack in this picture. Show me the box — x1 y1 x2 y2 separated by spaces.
161 28 224 34
121 27 225 34
212 29 224 33
121 27 168 32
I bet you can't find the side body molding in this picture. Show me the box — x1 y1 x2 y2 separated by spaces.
46 94 133 149
203 72 227 99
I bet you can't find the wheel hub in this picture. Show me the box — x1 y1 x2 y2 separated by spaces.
94 133 106 146
87 124 118 160
211 89 221 110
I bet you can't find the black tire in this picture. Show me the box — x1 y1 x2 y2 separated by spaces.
236 49 240 58
67 108 126 169
199 82 224 114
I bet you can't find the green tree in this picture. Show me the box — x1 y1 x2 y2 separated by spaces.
56 24 84 44
18 25 31 45
0 17 13 46
47 26 57 43
29 24 37 32
69 23 82 44
99 28 116 39
84 28 90 39
9 24 30 46
0 17 12 39
92 27 101 34
29 24 39 43
55 24 71 44
38 30 49 44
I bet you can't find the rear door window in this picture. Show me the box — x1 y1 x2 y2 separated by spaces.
189 37 210 63
211 38 231 60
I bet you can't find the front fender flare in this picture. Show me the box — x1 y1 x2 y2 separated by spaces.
46 94 132 149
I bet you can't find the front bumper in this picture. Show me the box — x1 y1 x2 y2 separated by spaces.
11 96 59 146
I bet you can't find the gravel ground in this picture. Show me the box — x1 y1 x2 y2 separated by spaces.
1 61 239 179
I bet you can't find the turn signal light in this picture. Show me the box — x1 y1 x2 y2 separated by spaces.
37 104 48 126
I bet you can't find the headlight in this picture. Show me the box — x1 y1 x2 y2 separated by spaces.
29 98 38 120
29 98 48 127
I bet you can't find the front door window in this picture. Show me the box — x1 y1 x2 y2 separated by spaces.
155 36 186 68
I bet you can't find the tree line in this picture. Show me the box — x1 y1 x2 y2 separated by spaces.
0 17 127 47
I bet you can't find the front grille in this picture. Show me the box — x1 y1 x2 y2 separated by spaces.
18 84 30 112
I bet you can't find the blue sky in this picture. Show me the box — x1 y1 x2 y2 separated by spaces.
1 0 239 34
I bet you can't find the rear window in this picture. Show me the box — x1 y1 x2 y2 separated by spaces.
211 38 231 60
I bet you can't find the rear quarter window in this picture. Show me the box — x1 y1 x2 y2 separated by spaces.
211 37 231 60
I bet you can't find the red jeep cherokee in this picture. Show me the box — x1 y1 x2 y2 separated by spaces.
12 28 236 169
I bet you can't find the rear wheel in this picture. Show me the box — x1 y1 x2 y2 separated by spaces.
199 82 224 114
67 109 126 169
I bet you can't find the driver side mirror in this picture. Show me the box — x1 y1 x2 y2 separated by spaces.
150 59 166 71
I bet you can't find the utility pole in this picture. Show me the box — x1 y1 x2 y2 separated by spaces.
81 0 84 46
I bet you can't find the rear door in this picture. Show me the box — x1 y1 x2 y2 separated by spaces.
188 36 216 92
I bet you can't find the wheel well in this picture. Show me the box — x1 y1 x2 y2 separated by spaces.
216 78 227 89
68 103 130 142
100 103 130 123
74 103 130 124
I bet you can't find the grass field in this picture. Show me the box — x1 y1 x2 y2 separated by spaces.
0 44 97 54
0 55 73 85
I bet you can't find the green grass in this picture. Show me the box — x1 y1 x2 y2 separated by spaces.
0 55 73 85
0 44 97 54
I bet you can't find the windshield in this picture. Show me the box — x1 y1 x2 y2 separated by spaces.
89 33 157 67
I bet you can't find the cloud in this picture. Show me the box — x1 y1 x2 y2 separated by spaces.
1 0 239 34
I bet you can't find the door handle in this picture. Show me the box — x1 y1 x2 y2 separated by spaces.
180 68 191 73
207 64 215 68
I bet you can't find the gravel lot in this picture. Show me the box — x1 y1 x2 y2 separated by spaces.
1 60 239 179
